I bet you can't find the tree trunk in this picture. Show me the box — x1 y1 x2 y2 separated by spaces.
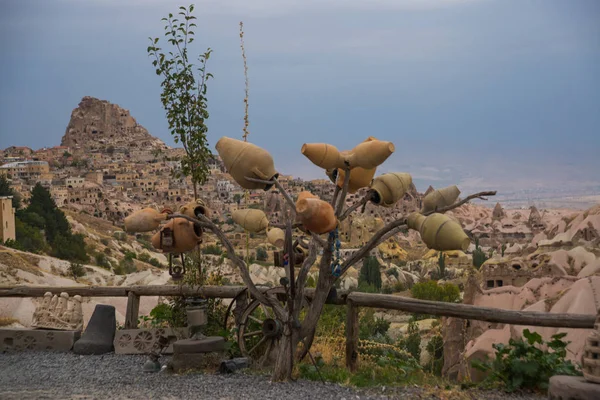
271 328 294 381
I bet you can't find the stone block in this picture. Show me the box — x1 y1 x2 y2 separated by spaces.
0 329 81 352
73 304 116 355
173 336 225 354
171 351 224 372
548 375 600 400
114 327 190 354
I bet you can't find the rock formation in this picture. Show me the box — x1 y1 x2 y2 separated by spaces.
492 202 505 220
61 96 168 154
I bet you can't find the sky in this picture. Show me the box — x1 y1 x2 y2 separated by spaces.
0 0 599 196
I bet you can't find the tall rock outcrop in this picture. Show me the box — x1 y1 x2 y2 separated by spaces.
61 96 168 153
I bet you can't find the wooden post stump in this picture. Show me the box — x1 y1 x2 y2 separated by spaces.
125 291 140 329
345 299 359 372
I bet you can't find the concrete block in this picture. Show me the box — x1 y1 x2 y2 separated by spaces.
73 304 116 355
548 375 600 400
0 329 81 352
173 336 225 354
114 327 190 354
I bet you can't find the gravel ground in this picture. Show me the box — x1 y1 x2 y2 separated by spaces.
0 352 544 400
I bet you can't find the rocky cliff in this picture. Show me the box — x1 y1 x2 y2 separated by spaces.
61 96 168 153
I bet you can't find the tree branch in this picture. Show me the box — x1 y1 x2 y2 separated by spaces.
294 238 318 311
335 166 351 217
340 191 372 221
330 185 340 207
245 176 296 214
338 190 497 276
166 213 286 317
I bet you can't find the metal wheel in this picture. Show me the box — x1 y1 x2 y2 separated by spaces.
237 287 310 367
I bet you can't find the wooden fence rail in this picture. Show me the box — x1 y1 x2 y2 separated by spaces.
1 285 595 371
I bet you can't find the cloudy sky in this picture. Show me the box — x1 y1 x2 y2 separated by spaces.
1 0 599 194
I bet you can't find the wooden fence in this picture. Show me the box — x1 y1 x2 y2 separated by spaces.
0 285 595 372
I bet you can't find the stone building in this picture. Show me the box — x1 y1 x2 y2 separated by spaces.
0 160 50 180
0 196 16 242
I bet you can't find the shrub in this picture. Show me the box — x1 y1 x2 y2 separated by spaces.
473 329 581 392
359 256 382 291
473 237 488 269
426 334 444 376
149 258 163 268
68 262 86 279
138 252 151 263
386 268 399 279
411 280 460 303
202 244 222 255
100 238 110 246
256 247 268 261
397 320 421 361
95 253 112 270
359 309 390 341
114 257 136 275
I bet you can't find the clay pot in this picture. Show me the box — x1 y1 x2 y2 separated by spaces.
301 143 345 170
296 198 337 234
232 209 269 233
179 199 208 219
151 217 202 253
297 191 318 203
215 137 278 190
124 208 167 233
267 228 285 248
407 212 470 251
370 172 412 207
421 185 461 213
335 137 379 194
345 140 395 170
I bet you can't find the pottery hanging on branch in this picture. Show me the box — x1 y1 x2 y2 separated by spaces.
124 208 168 233
421 185 461 213
179 199 208 219
232 209 269 233
407 212 470 251
301 143 346 170
267 227 285 248
151 218 203 254
335 136 383 194
296 197 337 234
215 136 279 190
370 172 412 207
344 139 395 170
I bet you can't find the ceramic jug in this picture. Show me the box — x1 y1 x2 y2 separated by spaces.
407 212 470 251
232 209 269 233
296 197 337 234
215 136 278 190
335 136 379 194
151 217 203 253
179 199 208 219
267 227 285 248
421 185 461 213
370 172 412 207
345 140 395 170
301 143 346 170
124 208 168 233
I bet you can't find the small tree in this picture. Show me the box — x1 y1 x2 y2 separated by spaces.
68 262 85 279
147 4 213 200
256 247 268 262
358 255 382 292
437 251 446 279
473 236 488 269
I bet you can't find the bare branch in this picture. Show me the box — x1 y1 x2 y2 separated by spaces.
340 192 372 221
167 213 287 317
338 190 497 276
330 185 340 207
294 239 318 317
335 166 351 217
245 176 296 213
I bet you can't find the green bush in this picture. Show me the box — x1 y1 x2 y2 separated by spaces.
100 238 110 246
386 268 399 279
138 252 151 263
426 334 444 376
68 262 86 279
202 244 222 255
473 237 488 269
411 280 461 303
473 329 581 392
114 257 136 275
256 247 268 261
149 258 163 268
359 309 390 341
95 253 112 270
359 256 382 291
398 320 421 361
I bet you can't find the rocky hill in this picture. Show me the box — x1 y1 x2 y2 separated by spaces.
61 96 169 154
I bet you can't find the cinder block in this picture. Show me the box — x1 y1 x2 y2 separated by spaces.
114 327 190 354
0 329 81 352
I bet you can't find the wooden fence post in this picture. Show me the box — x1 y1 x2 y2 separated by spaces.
124 291 140 329
345 299 359 372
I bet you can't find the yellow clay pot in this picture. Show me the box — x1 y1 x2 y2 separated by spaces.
215 136 278 191
267 227 285 248
407 212 470 251
301 143 346 170
124 208 167 233
232 209 269 233
151 217 202 253
421 185 461 213
370 172 412 207
296 197 337 234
